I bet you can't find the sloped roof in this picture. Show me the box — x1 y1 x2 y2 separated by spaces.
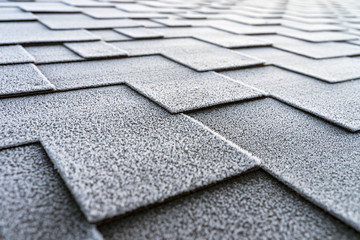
0 0 359 239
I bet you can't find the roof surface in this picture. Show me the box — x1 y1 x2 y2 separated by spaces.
0 0 359 239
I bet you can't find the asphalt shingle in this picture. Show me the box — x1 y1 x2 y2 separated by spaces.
222 66 360 132
64 41 128 59
0 45 34 64
0 64 54 97
38 13 142 30
280 20 345 32
100 170 360 240
114 27 164 39
0 144 102 240
111 38 264 71
0 86 259 223
254 35 360 59
25 45 84 64
89 30 131 41
278 28 358 42
0 22 99 45
238 47 360 82
154 27 271 48
189 98 360 231
18 3 81 13
0 7 38 21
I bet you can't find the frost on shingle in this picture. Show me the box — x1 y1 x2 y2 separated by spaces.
38 13 142 30
154 27 271 48
0 45 34 65
0 144 102 240
0 64 54 97
0 86 259 223
99 170 360 240
278 28 357 42
114 27 164 39
0 7 38 21
222 66 360 132
255 34 360 59
83 8 166 19
238 47 360 82
111 38 264 71
64 41 128 59
25 45 83 64
280 20 345 32
89 30 131 41
18 3 81 13
0 22 99 45
62 0 114 7
189 98 360 231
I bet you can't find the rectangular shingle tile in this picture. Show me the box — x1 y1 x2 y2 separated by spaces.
255 34 360 59
280 20 345 32
189 98 360 232
0 145 102 240
38 13 142 30
224 14 281 25
278 28 358 42
19 3 81 13
116 3 185 13
0 86 259 222
0 7 38 21
238 47 360 82
25 45 84 64
222 66 360 132
284 15 339 24
63 0 115 7
100 170 360 240
111 38 264 71
154 27 271 48
0 22 99 45
114 27 164 39
0 64 54 97
0 45 34 64
83 8 167 19
65 41 127 59
89 29 131 41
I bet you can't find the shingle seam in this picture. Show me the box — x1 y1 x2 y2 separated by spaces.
183 114 263 165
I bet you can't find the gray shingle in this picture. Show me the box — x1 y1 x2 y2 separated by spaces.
238 47 360 82
0 64 54 97
38 13 142 30
114 27 164 39
116 3 185 13
189 98 360 231
0 144 102 240
280 20 345 32
0 45 34 64
25 45 83 64
278 28 358 42
83 8 167 19
0 7 38 21
19 3 81 13
255 35 360 59
0 86 259 222
62 0 114 7
0 22 99 45
100 170 360 240
111 38 264 71
154 27 271 48
283 15 339 24
89 30 131 41
222 66 360 131
64 41 128 59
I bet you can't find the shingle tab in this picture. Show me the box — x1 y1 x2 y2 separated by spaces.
25 45 84 64
255 35 360 59
19 3 81 13
111 38 264 71
239 47 360 82
189 98 360 231
278 28 358 42
89 30 131 41
0 144 102 240
222 66 360 131
115 27 163 39
154 27 271 48
0 86 259 223
0 64 54 97
0 22 99 45
38 13 142 30
0 7 38 21
64 41 128 59
0 45 34 64
280 20 345 32
100 171 360 240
